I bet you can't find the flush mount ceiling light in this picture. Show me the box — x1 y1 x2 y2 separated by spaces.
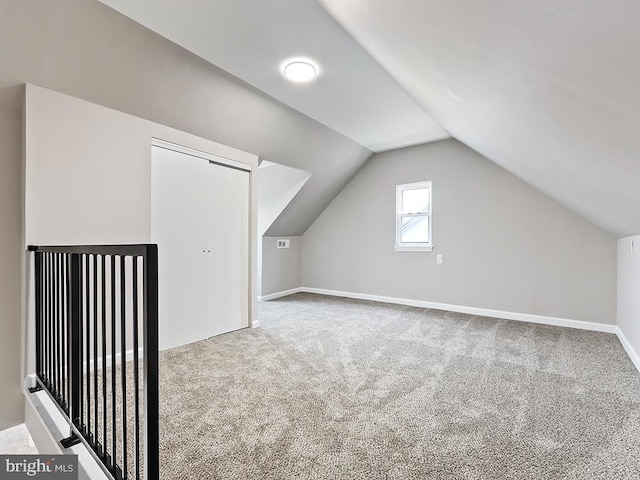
282 60 318 82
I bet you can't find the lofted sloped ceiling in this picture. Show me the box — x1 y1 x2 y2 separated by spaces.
317 0 640 237
97 0 640 237
98 0 448 152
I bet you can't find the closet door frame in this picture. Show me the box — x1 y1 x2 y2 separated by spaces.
153 138 252 172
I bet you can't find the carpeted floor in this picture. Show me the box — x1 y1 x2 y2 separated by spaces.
158 293 640 479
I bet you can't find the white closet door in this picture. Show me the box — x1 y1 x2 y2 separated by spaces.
151 146 210 350
207 164 250 336
152 144 251 350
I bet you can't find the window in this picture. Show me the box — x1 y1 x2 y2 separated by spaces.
395 181 432 252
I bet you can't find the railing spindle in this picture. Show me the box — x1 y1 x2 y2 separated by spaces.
101 254 107 459
144 246 159 480
63 255 68 411
55 253 61 402
77 255 84 435
47 254 52 391
132 258 140 480
93 254 99 447
111 254 117 471
35 253 42 379
120 255 128 479
69 254 82 426
85 255 91 435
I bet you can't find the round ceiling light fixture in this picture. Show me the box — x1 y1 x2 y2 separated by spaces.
282 60 318 82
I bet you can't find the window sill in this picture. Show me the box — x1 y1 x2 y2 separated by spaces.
395 245 433 252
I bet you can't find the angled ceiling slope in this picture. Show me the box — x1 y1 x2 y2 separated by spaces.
258 161 311 236
319 0 640 237
98 0 448 152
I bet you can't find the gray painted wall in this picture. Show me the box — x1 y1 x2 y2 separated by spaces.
302 140 616 324
0 106 23 430
262 237 302 297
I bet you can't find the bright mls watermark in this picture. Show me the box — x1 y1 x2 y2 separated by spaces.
0 455 77 479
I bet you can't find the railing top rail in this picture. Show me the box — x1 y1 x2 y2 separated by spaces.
28 244 157 256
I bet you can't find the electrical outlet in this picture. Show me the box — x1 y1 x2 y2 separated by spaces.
277 239 290 249
436 254 443 264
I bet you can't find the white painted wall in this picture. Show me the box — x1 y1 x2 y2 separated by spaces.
303 140 617 325
618 235 640 369
25 85 257 245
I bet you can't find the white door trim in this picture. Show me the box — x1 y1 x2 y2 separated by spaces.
152 138 252 172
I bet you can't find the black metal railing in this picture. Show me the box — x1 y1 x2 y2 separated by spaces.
29 244 159 480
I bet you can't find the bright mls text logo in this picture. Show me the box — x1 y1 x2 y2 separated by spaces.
5 457 50 476
0 455 77 479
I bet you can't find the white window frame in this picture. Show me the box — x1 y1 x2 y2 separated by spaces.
395 181 433 252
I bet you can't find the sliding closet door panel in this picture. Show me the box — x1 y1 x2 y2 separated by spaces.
207 164 250 336
151 146 209 350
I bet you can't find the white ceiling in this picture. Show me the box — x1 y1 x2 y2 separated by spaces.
99 0 640 237
97 0 448 153
317 0 640 237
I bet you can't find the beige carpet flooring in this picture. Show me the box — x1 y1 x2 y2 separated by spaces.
0 424 38 454
158 293 640 479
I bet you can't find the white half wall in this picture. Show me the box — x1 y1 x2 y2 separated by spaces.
302 139 617 325
618 235 640 371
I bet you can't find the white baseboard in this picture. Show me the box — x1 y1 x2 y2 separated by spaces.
258 286 633 367
616 327 640 373
258 287 303 302
26 348 146 383
301 287 618 334
86 347 145 373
